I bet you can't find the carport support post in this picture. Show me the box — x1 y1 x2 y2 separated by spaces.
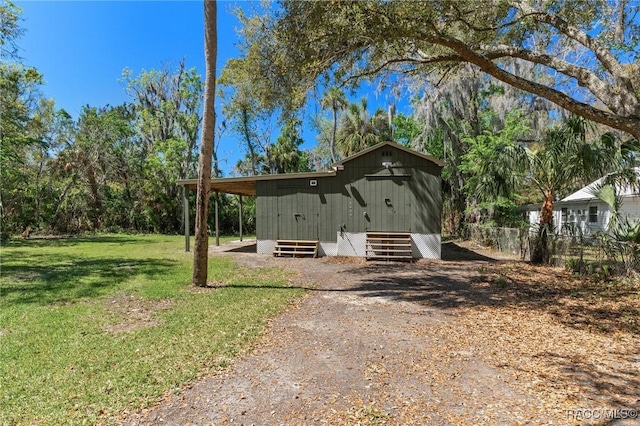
239 195 243 241
183 186 190 252
215 191 220 246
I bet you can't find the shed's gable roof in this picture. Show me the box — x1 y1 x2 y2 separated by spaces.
332 141 444 168
177 141 443 197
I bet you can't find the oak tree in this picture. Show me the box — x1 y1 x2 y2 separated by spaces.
228 0 640 140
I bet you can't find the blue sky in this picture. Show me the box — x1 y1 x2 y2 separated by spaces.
17 1 240 173
16 1 407 175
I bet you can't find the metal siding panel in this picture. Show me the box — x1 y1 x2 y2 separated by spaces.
347 182 355 231
374 176 380 230
357 178 368 232
353 180 361 231
277 186 290 239
256 181 273 240
414 172 422 233
277 185 320 240
371 178 382 231
271 183 279 239
415 170 426 233
256 182 264 240
321 178 341 242
421 172 429 233
414 170 438 234
270 186 276 239
374 176 381 231
256 144 442 246
318 182 329 241
265 182 278 240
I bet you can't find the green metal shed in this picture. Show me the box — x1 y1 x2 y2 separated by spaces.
178 141 444 259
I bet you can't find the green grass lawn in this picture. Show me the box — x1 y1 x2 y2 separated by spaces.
0 234 303 425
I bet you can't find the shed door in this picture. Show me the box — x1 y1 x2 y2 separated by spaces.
277 187 319 240
367 178 411 232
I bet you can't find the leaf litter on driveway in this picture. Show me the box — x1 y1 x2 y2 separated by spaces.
120 244 639 425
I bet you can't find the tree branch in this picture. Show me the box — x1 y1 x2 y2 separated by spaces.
481 44 623 110
517 3 636 96
429 34 640 139
343 49 477 87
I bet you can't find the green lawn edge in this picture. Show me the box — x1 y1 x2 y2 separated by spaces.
0 234 304 425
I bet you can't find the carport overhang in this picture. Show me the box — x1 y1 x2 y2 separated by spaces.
176 171 336 251
177 176 258 197
176 171 336 197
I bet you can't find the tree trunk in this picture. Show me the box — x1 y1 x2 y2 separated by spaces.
540 191 554 225
240 108 257 175
330 107 338 163
531 188 554 264
82 156 103 230
51 175 77 230
192 0 217 287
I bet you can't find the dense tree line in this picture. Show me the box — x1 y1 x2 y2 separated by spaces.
1 60 218 237
0 2 251 238
4 0 640 270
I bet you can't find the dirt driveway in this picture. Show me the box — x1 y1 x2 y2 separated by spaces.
122 242 639 425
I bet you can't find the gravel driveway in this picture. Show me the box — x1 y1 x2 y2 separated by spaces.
122 242 640 425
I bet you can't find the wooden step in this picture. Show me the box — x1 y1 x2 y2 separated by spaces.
365 255 414 260
367 242 412 247
365 248 412 253
274 240 319 258
366 232 412 261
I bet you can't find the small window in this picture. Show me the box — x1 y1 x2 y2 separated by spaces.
589 206 598 223
381 150 393 168
561 208 568 222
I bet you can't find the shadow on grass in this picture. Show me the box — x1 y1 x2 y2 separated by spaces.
1 253 178 306
2 235 159 249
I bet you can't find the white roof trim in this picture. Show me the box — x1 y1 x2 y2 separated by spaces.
561 168 640 202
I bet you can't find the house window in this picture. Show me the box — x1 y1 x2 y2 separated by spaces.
589 206 598 223
561 208 568 223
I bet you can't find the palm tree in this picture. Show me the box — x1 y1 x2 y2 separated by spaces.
320 87 347 163
193 0 217 287
527 116 618 263
269 119 303 173
461 110 530 204
337 98 390 157
472 115 625 263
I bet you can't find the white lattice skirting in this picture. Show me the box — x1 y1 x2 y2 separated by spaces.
409 233 441 259
257 233 441 259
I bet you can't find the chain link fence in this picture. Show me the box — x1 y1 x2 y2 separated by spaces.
467 224 640 276
465 225 530 260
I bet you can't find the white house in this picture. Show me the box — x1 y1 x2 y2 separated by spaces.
524 169 640 236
